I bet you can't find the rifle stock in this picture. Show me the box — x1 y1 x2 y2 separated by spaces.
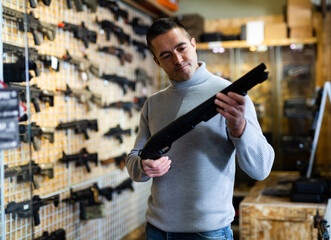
139 63 269 160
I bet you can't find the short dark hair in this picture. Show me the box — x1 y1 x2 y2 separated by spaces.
146 18 190 55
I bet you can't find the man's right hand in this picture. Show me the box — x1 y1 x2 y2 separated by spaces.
142 156 172 178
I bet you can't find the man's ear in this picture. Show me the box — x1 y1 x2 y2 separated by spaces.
191 37 197 49
153 56 160 66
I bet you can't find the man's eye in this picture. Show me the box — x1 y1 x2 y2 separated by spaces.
161 55 169 60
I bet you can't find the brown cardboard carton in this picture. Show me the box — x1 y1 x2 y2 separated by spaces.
265 22 288 40
289 26 313 38
287 0 312 27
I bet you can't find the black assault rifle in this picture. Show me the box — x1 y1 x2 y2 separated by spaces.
103 124 131 144
3 6 56 45
5 195 59 226
59 148 98 172
139 63 269 160
58 21 97 48
35 229 66 240
101 74 136 94
5 160 54 188
56 119 98 139
19 122 55 151
8 83 54 113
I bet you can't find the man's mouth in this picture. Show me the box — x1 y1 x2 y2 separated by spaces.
175 64 188 72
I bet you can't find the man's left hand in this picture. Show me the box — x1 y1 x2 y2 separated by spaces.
214 92 246 138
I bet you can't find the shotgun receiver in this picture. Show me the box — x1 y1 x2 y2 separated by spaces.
139 63 269 160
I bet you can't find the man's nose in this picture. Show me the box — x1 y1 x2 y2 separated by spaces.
173 52 183 64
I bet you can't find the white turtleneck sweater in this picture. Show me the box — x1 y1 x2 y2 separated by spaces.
126 61 274 232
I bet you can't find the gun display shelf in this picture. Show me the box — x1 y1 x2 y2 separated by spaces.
196 38 318 171
239 172 327 240
121 0 176 19
196 37 318 49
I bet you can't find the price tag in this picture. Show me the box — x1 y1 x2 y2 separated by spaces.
0 89 19 150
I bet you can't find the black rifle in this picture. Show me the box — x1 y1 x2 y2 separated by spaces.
4 160 54 188
59 148 98 172
4 59 38 83
67 0 98 12
139 63 269 160
114 178 134 194
102 101 138 117
134 96 147 110
97 0 128 21
5 195 59 226
62 184 109 219
55 119 98 139
19 122 55 151
95 18 130 44
58 21 97 48
101 74 136 94
100 153 127 170
132 39 149 59
62 50 99 80
35 229 66 240
314 210 330 240
3 6 56 45
97 45 132 65
126 17 149 36
135 68 153 86
57 84 102 111
29 0 52 8
103 124 131 144
8 83 54 113
4 43 60 75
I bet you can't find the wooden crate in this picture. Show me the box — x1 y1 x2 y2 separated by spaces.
239 172 327 240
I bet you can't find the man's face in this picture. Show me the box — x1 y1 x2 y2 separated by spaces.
151 27 199 82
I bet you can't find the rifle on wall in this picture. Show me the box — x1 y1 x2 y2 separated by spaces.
5 195 59 226
56 119 98 139
59 148 98 172
3 6 56 45
4 161 54 188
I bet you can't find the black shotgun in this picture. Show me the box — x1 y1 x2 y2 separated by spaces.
139 63 269 160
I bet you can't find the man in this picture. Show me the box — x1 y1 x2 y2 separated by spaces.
126 18 274 240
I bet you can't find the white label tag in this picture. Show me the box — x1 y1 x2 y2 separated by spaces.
51 56 58 70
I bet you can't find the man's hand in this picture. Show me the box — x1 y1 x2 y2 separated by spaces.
142 156 172 178
214 92 246 138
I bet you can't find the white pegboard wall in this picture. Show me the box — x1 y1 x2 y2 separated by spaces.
1 0 156 239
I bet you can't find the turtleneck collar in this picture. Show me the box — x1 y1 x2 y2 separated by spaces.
168 61 213 89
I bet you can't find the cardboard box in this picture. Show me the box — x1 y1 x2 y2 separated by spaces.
264 22 288 40
176 14 204 40
289 26 313 38
287 0 312 27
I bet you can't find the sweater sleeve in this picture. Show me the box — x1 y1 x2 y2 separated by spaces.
125 101 151 182
229 96 275 181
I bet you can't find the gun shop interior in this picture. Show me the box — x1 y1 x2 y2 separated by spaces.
0 0 330 240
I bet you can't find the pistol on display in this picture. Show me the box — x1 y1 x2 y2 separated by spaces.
5 195 59 226
139 63 269 160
